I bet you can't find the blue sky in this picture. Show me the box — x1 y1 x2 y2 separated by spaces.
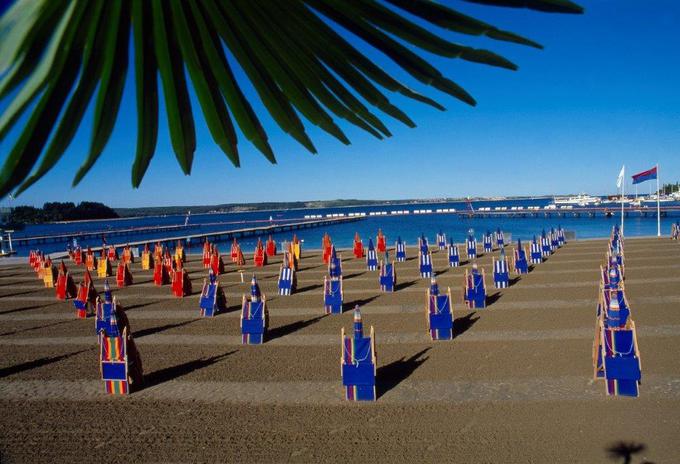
1 0 679 208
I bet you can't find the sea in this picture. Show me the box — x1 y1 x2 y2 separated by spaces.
5 198 679 257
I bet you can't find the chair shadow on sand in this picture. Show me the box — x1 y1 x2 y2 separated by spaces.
606 441 654 464
452 312 480 340
395 279 418 291
133 319 200 339
0 349 92 378
486 292 503 306
143 351 237 389
376 347 430 399
343 295 380 313
267 315 326 341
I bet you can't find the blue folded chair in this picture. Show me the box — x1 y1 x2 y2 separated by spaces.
366 239 378 271
557 226 566 245
419 234 429 255
95 296 120 336
199 270 225 317
594 320 641 397
419 251 433 278
99 327 143 395
513 240 529 274
493 257 510 288
341 306 376 401
324 276 343 314
466 235 477 260
395 237 406 262
448 241 460 267
241 276 268 344
379 260 396 292
436 232 446 251
495 228 505 248
278 264 295 296
483 232 493 253
541 236 551 257
463 267 486 309
530 241 543 264
426 281 453 340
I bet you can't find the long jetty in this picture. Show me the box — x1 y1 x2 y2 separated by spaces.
47 216 362 258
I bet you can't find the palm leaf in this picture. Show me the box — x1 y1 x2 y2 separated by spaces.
0 0 583 197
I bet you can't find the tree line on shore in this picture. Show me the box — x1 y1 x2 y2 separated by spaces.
4 202 119 224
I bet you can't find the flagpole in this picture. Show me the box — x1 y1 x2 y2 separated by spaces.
657 163 661 237
621 166 625 234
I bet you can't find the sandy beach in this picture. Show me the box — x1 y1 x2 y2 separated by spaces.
1 237 679 462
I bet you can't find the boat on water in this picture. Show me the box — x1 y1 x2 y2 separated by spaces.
553 193 602 207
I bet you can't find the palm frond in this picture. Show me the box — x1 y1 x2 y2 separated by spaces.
0 0 583 198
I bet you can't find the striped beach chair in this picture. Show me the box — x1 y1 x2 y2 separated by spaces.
593 319 641 397
436 231 446 251
671 222 680 240
601 263 624 291
598 288 631 327
466 235 477 260
495 228 505 249
395 237 406 262
448 240 460 267
540 232 551 257
483 232 493 253
341 306 377 401
463 266 486 309
557 226 566 246
99 327 143 395
324 275 343 314
493 256 510 288
513 240 529 275
550 229 559 251
199 270 224 317
530 239 542 264
366 239 378 271
419 234 429 255
419 251 433 278
379 260 396 292
278 260 296 296
240 276 268 345
426 279 453 341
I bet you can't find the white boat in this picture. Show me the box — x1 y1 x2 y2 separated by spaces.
554 193 602 207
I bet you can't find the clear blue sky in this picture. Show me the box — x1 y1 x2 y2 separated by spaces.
1 0 678 208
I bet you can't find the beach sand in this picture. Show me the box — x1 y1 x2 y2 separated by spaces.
0 238 679 462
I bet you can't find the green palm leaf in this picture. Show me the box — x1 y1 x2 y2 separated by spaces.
0 0 582 198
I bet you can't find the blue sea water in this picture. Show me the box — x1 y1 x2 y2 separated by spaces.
6 198 678 256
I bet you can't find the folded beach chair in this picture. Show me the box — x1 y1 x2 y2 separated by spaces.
254 238 267 267
116 262 133 288
322 233 333 264
466 235 477 260
199 270 225 317
324 275 343 314
550 229 559 251
290 234 302 262
74 271 97 318
171 262 192 297
483 231 493 253
99 327 143 395
173 241 185 266
353 232 364 258
266 235 277 257
278 260 296 296
426 280 453 341
513 240 529 274
493 256 510 288
240 276 268 344
541 235 551 257
376 229 387 254
601 263 624 291
202 240 211 268
463 266 486 309
606 249 625 276
419 234 429 255
495 228 505 249
436 231 446 251
73 247 83 266
97 256 111 278
379 260 396 292
107 246 119 262
366 239 378 271
141 244 152 270
153 257 169 286
593 319 641 397
419 251 433 278
671 222 680 240
557 226 566 246
95 294 126 337
530 239 543 264
210 247 225 276
55 261 76 300
341 306 377 401
598 288 631 328
231 238 240 263
328 246 342 278
42 261 56 288
395 237 406 262
121 245 134 265
448 240 460 267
